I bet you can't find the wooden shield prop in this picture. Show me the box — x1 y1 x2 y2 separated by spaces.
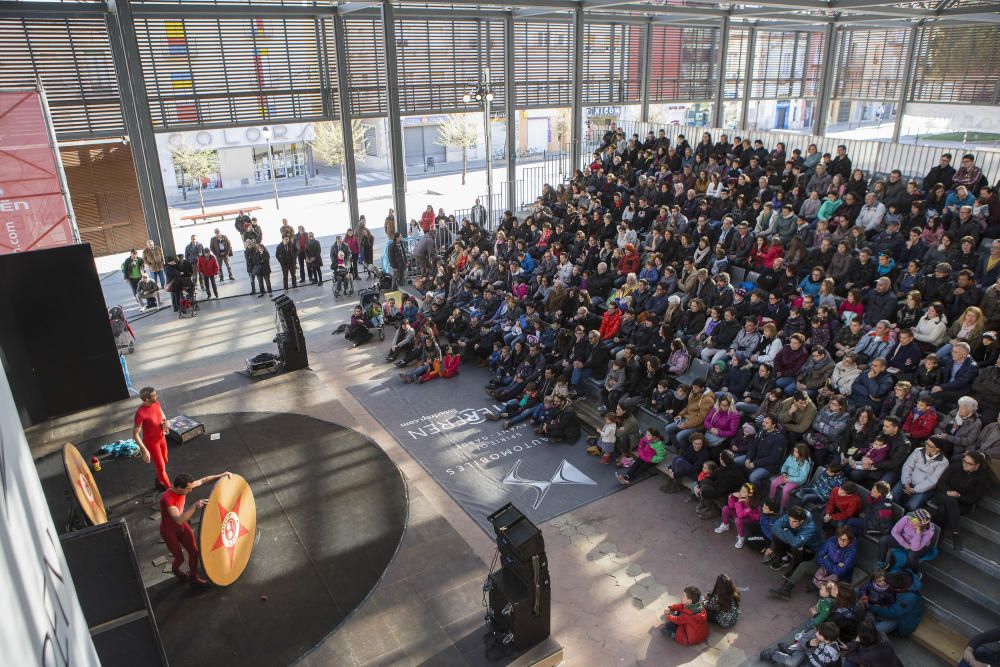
198 474 256 586
62 443 107 525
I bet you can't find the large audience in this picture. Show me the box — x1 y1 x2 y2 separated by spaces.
384 126 1000 664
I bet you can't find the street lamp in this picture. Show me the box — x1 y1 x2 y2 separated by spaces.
260 125 280 210
463 67 495 227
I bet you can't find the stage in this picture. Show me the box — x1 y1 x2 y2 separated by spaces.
36 411 407 667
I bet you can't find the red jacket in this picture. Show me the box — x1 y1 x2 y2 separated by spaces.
420 210 435 231
825 487 862 521
616 251 640 276
441 353 460 378
666 602 708 645
197 255 219 277
903 409 938 441
599 310 622 340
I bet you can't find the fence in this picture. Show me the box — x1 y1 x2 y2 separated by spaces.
579 120 1000 184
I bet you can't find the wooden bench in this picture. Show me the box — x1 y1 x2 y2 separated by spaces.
177 205 261 227
910 613 968 665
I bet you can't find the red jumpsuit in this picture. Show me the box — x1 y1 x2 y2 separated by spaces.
135 402 170 489
160 490 199 577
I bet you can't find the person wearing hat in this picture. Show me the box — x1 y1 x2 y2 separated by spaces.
871 219 905 259
883 508 936 572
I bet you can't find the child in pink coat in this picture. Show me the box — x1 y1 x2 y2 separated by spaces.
715 482 762 549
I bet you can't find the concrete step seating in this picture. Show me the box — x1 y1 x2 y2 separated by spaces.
571 374 996 664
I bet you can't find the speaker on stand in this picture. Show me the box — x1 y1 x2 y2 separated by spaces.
272 294 308 371
482 504 551 657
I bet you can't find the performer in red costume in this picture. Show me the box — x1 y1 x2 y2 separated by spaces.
133 386 171 490
160 470 231 583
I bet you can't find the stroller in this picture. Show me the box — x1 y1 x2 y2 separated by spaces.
109 305 135 353
359 285 386 341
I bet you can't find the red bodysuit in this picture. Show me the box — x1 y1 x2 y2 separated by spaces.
135 402 170 489
159 489 199 578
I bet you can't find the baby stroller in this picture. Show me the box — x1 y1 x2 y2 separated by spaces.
177 285 198 318
359 285 386 341
109 305 135 353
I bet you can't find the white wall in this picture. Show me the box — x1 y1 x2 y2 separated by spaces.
0 370 98 666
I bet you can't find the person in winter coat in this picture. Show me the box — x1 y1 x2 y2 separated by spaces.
539 395 581 442
931 397 984 460
823 481 862 530
419 344 461 383
892 440 949 511
845 481 895 552
868 570 924 637
618 428 666 484
248 241 273 297
196 250 219 298
848 357 893 411
912 303 949 348
795 348 835 396
770 443 813 509
663 432 710 490
660 586 709 646
772 527 859 601
702 394 741 450
774 334 810 393
886 509 936 571
598 301 623 341
304 232 324 285
805 397 851 465
715 482 762 549
841 619 904 667
694 450 747 518
735 416 788 485
930 452 992 551
902 396 939 442
275 236 298 290
823 355 863 400
775 392 818 441
665 380 714 446
209 228 235 281
969 412 1000 479
798 462 848 509
764 506 823 579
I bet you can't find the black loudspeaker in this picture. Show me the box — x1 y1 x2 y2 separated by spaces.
272 294 308 370
487 566 551 651
0 244 128 427
61 519 168 666
488 503 546 562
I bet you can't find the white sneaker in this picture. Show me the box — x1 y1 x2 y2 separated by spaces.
714 523 730 534
735 536 745 549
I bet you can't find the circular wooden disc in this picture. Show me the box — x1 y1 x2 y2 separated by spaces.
198 474 256 586
62 443 107 525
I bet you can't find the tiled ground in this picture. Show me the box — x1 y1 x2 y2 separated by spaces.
25 272 947 666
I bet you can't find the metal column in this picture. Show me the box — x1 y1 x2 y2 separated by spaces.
739 27 756 131
332 12 361 230
639 20 652 123
892 26 919 144
504 13 517 211
105 0 175 257
570 6 584 171
381 0 407 235
813 24 837 136
711 17 729 129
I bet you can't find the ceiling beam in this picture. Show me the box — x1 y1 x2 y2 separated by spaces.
584 2 728 17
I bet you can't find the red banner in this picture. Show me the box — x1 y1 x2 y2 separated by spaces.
0 90 75 254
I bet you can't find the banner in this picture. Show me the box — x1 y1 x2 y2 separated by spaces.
0 89 75 254
0 365 99 664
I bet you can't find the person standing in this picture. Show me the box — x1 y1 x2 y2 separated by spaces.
345 228 360 278
142 240 166 287
234 210 251 239
121 249 144 296
160 470 231 584
293 225 309 283
249 241 273 297
276 235 298 290
197 249 219 298
244 217 263 244
384 209 396 240
209 228 235 281
470 197 486 227
305 231 323 285
359 225 375 274
184 235 204 286
279 217 294 240
133 386 171 491
389 232 407 289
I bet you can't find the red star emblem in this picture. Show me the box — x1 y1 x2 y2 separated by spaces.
211 494 250 567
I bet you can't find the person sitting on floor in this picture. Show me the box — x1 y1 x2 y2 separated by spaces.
658 586 709 646
345 305 373 347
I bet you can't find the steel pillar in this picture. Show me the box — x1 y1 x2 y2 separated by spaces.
332 13 361 230
740 27 756 131
570 6 585 170
813 24 837 136
105 0 175 257
711 17 729 128
639 20 652 122
505 13 517 211
892 26 919 143
380 1 407 235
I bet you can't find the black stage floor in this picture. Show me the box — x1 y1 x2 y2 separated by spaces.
37 412 407 667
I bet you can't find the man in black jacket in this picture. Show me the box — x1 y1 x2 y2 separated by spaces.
275 236 298 291
209 228 235 281
305 232 323 285
922 153 956 193
388 233 407 289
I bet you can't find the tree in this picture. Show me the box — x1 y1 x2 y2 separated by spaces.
309 120 369 203
435 113 480 185
171 145 217 214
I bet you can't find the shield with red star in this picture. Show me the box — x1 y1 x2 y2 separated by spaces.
198 473 256 586
62 443 107 525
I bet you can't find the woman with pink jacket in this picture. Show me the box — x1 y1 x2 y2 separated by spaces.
715 483 762 549
702 393 741 450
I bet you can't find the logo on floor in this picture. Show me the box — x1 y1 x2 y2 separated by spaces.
503 459 597 510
